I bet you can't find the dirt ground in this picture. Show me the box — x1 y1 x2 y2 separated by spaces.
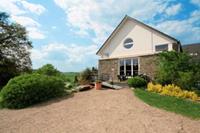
0 88 200 133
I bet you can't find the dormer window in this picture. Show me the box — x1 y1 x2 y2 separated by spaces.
124 38 133 49
155 44 168 52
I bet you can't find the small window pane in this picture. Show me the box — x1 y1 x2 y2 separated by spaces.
155 44 168 52
126 59 131 76
120 60 124 75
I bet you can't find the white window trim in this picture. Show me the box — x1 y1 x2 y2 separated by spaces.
118 58 139 76
138 57 140 75
155 44 169 53
123 38 133 49
131 59 133 76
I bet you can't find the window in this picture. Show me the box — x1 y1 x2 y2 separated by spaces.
155 44 168 52
119 58 138 76
124 38 133 49
126 59 131 76
120 60 124 75
132 58 138 75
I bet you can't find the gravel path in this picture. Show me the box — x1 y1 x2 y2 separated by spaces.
0 88 200 133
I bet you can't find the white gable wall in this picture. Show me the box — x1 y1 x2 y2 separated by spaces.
100 19 175 59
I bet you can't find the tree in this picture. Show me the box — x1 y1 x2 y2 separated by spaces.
156 51 199 90
0 12 32 88
35 64 61 76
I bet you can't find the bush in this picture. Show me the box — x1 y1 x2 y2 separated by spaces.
0 74 65 109
175 71 195 90
78 67 98 84
147 82 199 101
127 76 147 88
35 64 61 76
156 51 199 90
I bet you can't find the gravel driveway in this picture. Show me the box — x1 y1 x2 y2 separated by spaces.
0 88 200 133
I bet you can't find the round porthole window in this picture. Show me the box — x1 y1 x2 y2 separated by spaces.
124 38 133 49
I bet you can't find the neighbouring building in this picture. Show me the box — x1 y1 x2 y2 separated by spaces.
182 43 200 62
96 15 182 81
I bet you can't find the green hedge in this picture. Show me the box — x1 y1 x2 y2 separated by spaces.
127 76 147 88
0 74 65 109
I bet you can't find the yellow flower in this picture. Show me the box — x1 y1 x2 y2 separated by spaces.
147 83 199 101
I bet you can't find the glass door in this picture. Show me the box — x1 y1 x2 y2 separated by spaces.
132 58 138 75
120 59 124 75
126 59 131 76
119 58 138 76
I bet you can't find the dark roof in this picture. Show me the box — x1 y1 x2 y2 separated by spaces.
182 43 200 61
96 15 180 55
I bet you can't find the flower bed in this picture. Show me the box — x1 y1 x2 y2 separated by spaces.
147 83 199 101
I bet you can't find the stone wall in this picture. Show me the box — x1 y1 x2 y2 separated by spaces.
98 59 119 81
139 55 158 80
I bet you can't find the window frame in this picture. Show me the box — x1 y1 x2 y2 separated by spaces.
123 38 134 49
119 58 138 76
155 44 168 52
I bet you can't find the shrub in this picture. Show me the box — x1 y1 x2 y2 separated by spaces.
147 82 199 101
138 74 151 82
127 76 147 88
0 74 65 109
35 64 61 76
78 67 98 84
78 68 92 84
156 51 199 90
147 82 162 93
175 71 195 91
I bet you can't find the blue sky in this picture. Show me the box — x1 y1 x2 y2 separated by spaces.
0 0 200 72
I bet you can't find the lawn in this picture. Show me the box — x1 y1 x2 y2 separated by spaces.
62 72 79 82
134 89 200 119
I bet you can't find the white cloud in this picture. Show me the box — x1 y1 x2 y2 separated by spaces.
0 0 46 39
11 15 45 39
53 0 173 45
51 26 57 29
0 0 25 15
11 15 40 27
154 10 200 43
191 0 200 7
0 0 46 16
165 3 182 16
31 43 98 64
21 0 46 15
54 0 113 45
27 27 46 39
31 43 98 71
130 0 169 20
31 49 48 60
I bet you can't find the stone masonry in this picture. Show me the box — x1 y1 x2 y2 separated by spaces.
98 59 119 81
139 54 158 80
98 55 158 82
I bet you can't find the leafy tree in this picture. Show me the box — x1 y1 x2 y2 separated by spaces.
156 51 199 90
91 67 98 74
0 12 32 88
35 64 61 76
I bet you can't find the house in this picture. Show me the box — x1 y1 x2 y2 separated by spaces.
182 43 200 62
96 15 181 81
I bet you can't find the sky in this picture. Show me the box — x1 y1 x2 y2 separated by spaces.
0 0 200 72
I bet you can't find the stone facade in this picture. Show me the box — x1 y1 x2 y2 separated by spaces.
98 54 158 81
98 58 119 81
139 54 158 79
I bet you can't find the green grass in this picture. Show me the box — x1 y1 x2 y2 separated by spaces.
62 72 79 82
134 88 200 119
